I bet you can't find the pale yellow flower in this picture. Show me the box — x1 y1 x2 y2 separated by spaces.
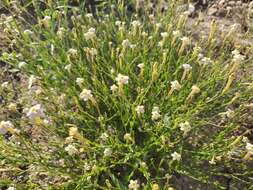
179 121 191 135
26 104 45 121
104 148 113 157
170 80 181 91
152 106 161 121
84 27 96 40
152 183 160 190
65 144 78 155
79 89 93 101
128 179 140 190
246 143 253 154
76 78 84 86
115 74 129 85
0 121 14 135
69 127 79 137
135 105 145 115
110 84 118 92
171 151 181 161
122 39 131 48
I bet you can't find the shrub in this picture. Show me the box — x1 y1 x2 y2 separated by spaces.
0 1 253 189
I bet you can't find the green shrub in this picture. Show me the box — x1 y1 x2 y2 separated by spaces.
0 1 253 189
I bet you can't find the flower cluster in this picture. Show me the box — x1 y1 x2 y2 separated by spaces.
84 27 96 40
179 121 191 135
135 105 145 115
26 104 45 121
0 121 14 135
152 106 161 121
115 74 129 86
79 89 93 101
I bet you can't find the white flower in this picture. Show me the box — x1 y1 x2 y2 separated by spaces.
246 143 253 154
115 20 122 26
149 14 155 20
232 49 240 56
172 30 181 37
209 157 216 165
220 109 235 119
65 144 78 155
86 13 93 18
68 48 78 58
1 81 9 88
119 26 125 31
152 184 159 190
43 119 51 125
242 136 249 143
65 136 74 144
76 78 84 86
26 104 45 120
104 148 113 157
69 127 79 137
188 3 195 13
100 132 109 141
84 162 91 171
171 152 181 161
131 20 141 28
24 29 33 35
41 16 51 27
141 31 148 37
64 64 72 72
191 85 200 94
28 75 36 89
89 48 98 56
198 53 204 59
124 133 132 142
140 161 147 168
156 23 162 28
130 44 136 49
8 103 17 112
122 39 131 48
84 27 96 40
180 36 190 44
170 80 181 91
135 105 145 115
137 63 144 69
18 61 27 68
88 27 95 33
158 41 163 47
43 16 51 21
179 121 191 134
182 64 192 71
57 27 65 38
225 109 235 119
232 50 245 62
200 57 212 66
7 187 16 190
128 179 140 190
0 121 14 135
79 89 93 101
161 32 169 38
110 84 118 92
110 68 115 74
115 74 129 85
152 106 161 121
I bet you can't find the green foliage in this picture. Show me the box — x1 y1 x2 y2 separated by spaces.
0 1 253 189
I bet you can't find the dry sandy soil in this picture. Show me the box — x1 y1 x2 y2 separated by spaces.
0 0 253 189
